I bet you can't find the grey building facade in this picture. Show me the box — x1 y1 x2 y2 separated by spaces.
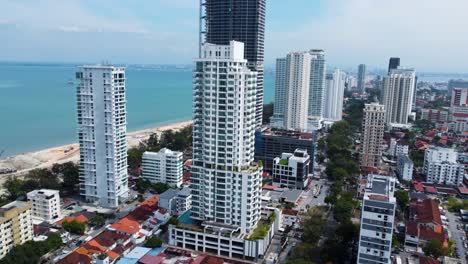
255 129 316 174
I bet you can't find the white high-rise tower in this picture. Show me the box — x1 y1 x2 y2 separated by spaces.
270 52 311 131
307 49 326 130
323 69 346 121
382 68 416 125
76 65 128 208
191 41 262 234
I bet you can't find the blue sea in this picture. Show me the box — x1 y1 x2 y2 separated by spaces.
0 62 275 157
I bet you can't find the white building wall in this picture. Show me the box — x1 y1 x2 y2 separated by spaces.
382 69 416 125
27 189 62 223
142 148 183 187
191 41 262 234
423 146 465 185
76 65 128 208
323 69 346 121
307 49 326 131
284 52 311 131
357 175 396 264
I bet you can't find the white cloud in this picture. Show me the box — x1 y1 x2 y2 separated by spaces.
266 0 468 72
0 0 149 34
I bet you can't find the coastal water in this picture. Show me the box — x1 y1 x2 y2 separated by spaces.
0 62 275 157
0 62 464 157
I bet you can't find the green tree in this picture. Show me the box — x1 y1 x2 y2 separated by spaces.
394 190 410 210
89 214 106 227
145 236 163 248
62 220 86 235
423 239 444 258
128 147 144 170
135 178 152 193
333 198 354 223
262 103 274 125
47 233 63 250
4 176 25 200
153 182 170 194
52 162 79 194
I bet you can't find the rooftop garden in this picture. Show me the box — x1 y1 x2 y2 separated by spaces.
278 159 289 166
247 212 276 240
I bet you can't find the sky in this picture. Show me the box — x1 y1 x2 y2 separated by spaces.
1 0 468 72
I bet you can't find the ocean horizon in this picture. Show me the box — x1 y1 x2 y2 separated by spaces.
0 62 275 157
1 62 466 157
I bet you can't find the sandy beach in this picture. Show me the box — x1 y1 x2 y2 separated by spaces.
0 120 192 184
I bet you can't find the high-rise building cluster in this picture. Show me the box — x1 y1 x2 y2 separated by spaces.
270 49 331 131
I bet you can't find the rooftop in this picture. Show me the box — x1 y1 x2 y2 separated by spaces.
159 189 179 200
364 174 396 203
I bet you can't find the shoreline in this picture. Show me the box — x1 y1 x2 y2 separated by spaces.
0 120 192 181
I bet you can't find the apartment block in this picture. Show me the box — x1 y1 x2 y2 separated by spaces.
423 146 465 185
142 148 183 187
382 68 416 125
357 174 396 264
0 201 33 259
76 65 128 208
360 103 386 168
27 189 62 223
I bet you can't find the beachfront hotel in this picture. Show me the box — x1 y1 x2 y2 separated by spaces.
75 65 129 208
169 41 280 259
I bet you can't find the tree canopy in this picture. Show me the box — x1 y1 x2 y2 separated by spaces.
0 233 62 264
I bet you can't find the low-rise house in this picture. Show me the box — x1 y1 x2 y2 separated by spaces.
405 199 447 251
281 209 298 228
158 187 192 216
397 155 414 181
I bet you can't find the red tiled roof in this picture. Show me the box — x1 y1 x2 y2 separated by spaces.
458 187 468 195
93 230 130 247
110 217 140 234
406 222 445 243
419 256 440 264
57 214 89 225
425 186 438 194
412 199 442 225
262 185 277 190
139 195 159 208
282 209 298 216
139 255 165 264
413 182 424 192
57 247 92 264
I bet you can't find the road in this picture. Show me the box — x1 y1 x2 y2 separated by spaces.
445 210 467 262
296 179 329 212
